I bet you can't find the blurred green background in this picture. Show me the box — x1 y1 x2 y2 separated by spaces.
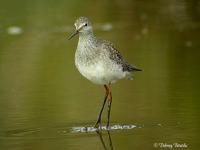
0 0 200 149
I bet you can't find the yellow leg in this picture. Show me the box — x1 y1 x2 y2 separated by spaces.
107 83 112 129
94 85 109 128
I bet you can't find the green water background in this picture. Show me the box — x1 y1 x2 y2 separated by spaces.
0 0 200 149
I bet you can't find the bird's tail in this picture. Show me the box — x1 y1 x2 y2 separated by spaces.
123 63 142 72
131 66 142 71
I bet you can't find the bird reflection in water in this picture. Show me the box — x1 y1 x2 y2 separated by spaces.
96 130 114 150
71 124 137 149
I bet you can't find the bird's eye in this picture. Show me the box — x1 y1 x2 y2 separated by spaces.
85 23 87 26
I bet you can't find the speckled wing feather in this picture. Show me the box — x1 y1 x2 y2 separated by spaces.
102 40 142 72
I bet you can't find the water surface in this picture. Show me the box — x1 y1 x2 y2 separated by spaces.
0 0 200 149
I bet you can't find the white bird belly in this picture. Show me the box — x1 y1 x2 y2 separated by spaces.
76 61 126 85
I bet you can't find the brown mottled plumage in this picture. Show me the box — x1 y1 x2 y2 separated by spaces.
68 17 141 129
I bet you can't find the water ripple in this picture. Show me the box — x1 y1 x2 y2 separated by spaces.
71 124 137 133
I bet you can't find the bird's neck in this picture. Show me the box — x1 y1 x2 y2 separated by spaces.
78 32 96 47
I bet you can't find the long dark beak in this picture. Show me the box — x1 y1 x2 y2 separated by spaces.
68 30 79 40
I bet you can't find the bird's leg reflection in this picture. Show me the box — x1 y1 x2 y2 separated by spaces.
96 131 107 150
107 130 114 150
96 130 114 150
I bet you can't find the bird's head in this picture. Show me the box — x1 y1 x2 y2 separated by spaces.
68 17 93 40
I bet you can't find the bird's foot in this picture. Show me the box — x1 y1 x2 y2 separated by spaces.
94 120 102 129
106 123 110 130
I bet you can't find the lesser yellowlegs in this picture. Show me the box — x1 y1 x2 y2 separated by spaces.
68 17 141 129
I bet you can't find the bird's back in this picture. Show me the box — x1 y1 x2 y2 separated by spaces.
98 39 142 72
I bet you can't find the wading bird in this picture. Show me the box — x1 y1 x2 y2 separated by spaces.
68 17 141 129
